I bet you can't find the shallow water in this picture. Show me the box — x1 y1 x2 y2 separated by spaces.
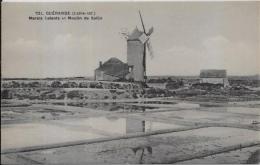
1 116 184 150
172 102 200 108
51 100 200 110
226 107 260 115
125 101 178 105
52 102 159 112
196 107 260 116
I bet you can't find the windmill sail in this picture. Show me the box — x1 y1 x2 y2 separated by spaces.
146 39 154 59
138 10 154 81
147 27 154 36
139 11 146 34
146 26 154 59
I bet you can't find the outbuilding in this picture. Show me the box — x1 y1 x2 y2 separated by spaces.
200 69 229 87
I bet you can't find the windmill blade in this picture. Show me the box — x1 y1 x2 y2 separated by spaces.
146 39 154 59
147 27 154 36
139 10 147 34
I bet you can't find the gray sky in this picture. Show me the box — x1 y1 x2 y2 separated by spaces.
2 2 259 78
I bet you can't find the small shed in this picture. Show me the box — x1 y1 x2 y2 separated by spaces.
95 58 129 81
200 69 229 87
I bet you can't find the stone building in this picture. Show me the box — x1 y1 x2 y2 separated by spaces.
94 58 129 81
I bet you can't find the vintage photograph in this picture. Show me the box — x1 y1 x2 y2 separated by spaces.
1 1 260 164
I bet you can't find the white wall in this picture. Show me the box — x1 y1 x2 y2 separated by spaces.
200 78 229 87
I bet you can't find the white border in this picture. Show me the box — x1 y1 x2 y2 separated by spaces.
2 0 259 2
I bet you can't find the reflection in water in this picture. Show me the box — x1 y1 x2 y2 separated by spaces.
132 145 153 164
51 101 259 116
126 118 144 133
135 101 177 105
127 119 153 164
196 106 260 116
126 118 183 134
51 101 204 112
199 104 224 107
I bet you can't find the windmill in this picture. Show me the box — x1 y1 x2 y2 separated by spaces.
121 11 154 82
138 10 154 81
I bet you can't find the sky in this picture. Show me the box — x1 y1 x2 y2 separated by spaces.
2 1 260 78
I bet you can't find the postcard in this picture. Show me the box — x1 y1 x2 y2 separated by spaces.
1 1 260 164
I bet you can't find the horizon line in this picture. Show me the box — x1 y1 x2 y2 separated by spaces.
1 74 260 80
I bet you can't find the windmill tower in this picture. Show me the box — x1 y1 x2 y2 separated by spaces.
122 11 154 82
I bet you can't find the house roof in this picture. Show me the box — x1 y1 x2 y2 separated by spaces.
96 58 129 78
127 27 144 41
200 69 227 78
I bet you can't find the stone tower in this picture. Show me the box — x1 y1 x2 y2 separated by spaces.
126 27 145 82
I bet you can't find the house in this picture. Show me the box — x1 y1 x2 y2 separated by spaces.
200 69 229 87
94 58 129 81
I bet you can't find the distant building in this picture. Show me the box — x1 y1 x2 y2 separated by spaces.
200 69 229 87
94 58 129 81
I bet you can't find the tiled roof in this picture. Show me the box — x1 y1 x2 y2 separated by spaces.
200 69 227 78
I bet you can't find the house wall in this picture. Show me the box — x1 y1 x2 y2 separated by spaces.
95 70 119 81
200 78 229 87
102 74 119 81
95 70 104 81
127 40 144 82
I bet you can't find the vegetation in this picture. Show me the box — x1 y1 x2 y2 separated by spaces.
1 77 260 101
